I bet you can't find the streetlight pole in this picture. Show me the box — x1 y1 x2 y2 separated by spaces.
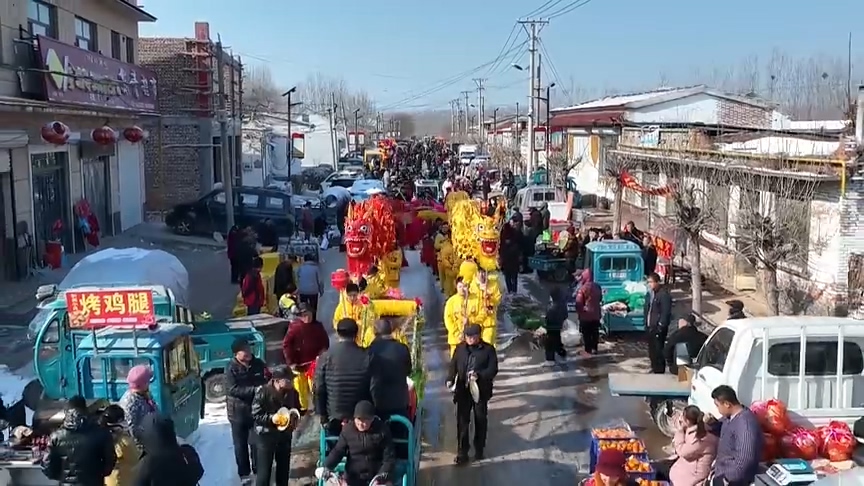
353 109 362 152
546 82 555 151
281 86 297 183
492 108 499 146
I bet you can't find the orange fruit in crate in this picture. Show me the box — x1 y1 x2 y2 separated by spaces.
592 428 631 439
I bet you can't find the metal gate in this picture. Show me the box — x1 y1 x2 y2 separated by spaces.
32 153 69 250
82 156 110 235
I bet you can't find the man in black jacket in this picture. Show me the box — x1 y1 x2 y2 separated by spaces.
646 273 673 374
543 287 569 366
499 214 523 293
368 319 412 419
224 338 269 484
251 366 301 486
321 401 396 486
42 396 116 486
663 314 708 374
314 318 373 436
446 324 499 464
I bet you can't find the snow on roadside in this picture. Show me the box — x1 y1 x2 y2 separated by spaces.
0 365 31 406
191 403 239 485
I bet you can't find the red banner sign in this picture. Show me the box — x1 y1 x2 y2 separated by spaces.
653 235 674 260
65 289 156 329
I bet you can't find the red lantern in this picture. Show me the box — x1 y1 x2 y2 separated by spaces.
40 121 70 145
123 126 146 143
91 126 117 146
330 269 350 290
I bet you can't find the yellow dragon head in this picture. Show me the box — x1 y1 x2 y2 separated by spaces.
450 199 500 272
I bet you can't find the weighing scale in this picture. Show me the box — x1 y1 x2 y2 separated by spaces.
766 459 819 485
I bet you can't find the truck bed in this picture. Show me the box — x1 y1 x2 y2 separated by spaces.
608 372 691 398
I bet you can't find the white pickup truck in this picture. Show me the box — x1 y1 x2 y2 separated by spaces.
609 316 864 437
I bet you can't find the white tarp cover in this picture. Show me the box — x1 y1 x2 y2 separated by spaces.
59 248 190 307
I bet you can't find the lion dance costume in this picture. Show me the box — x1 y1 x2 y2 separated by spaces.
447 192 504 346
335 194 415 347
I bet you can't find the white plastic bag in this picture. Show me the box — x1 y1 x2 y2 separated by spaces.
561 318 582 347
320 235 330 251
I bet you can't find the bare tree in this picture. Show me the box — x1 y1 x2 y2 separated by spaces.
734 165 823 315
296 72 378 132
688 49 864 119
489 144 522 172
243 65 282 117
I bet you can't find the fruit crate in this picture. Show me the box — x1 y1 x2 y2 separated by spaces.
589 442 652 476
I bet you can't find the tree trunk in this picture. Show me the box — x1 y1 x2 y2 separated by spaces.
762 267 780 315
690 236 703 315
612 183 623 231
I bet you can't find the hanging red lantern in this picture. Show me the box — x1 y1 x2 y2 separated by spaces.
40 121 70 145
91 126 117 146
123 126 146 143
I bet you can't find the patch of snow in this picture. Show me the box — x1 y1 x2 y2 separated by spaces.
0 365 32 406
190 403 238 485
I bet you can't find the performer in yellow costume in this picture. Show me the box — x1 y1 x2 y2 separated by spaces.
450 198 505 347
363 266 387 299
435 222 457 296
333 282 378 347
381 247 403 289
443 277 486 357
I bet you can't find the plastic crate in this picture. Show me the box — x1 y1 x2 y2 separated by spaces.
588 438 648 473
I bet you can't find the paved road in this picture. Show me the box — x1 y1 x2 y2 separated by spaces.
417 272 672 484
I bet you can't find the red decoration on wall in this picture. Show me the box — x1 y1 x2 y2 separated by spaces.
123 126 146 143
91 126 117 146
40 121 70 145
619 170 675 196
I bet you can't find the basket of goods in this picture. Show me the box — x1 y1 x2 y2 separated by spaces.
624 455 656 481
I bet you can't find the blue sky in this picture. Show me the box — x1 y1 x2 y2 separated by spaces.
140 0 862 111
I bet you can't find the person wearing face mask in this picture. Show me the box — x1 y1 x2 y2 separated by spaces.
645 272 673 373
446 324 498 464
225 338 269 484
319 400 396 486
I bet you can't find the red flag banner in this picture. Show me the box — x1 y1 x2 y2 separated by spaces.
619 170 675 196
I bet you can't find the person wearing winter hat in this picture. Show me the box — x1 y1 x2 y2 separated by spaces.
117 365 157 450
593 449 638 486
321 401 395 486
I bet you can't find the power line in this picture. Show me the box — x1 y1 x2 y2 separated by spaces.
522 0 565 19
378 40 528 111
488 34 529 78
484 23 519 77
546 0 596 19
539 39 572 102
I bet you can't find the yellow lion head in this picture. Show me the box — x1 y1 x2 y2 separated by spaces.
450 199 500 271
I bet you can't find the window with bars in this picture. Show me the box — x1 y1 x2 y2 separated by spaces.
28 0 56 38
110 31 122 60
75 17 97 52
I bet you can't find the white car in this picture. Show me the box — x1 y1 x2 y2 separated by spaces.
320 170 362 193
349 179 385 201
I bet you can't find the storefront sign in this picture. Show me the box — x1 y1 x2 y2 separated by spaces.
37 36 157 112
65 289 156 328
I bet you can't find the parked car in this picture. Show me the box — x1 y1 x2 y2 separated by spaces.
165 186 295 236
320 170 362 193
349 179 385 201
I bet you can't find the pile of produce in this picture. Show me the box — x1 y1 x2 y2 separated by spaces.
590 422 655 480
505 294 545 330
750 398 857 462
600 282 647 317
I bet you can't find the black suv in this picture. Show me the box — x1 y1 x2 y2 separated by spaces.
166 187 295 236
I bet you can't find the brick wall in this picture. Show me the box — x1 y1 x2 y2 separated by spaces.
138 32 242 210
717 100 772 128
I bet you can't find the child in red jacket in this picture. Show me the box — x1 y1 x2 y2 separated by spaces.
241 257 265 315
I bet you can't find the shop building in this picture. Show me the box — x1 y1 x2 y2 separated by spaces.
0 0 156 281
138 22 244 211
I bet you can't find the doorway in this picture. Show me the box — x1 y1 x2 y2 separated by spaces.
31 152 70 254
82 156 111 236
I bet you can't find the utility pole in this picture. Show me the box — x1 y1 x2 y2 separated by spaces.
461 90 471 137
215 39 234 230
449 100 456 138
535 54 543 131
473 78 485 142
327 94 337 165
281 87 299 184
492 107 499 146
376 112 382 141
340 98 349 152
518 18 548 178
515 101 521 151
353 109 361 150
